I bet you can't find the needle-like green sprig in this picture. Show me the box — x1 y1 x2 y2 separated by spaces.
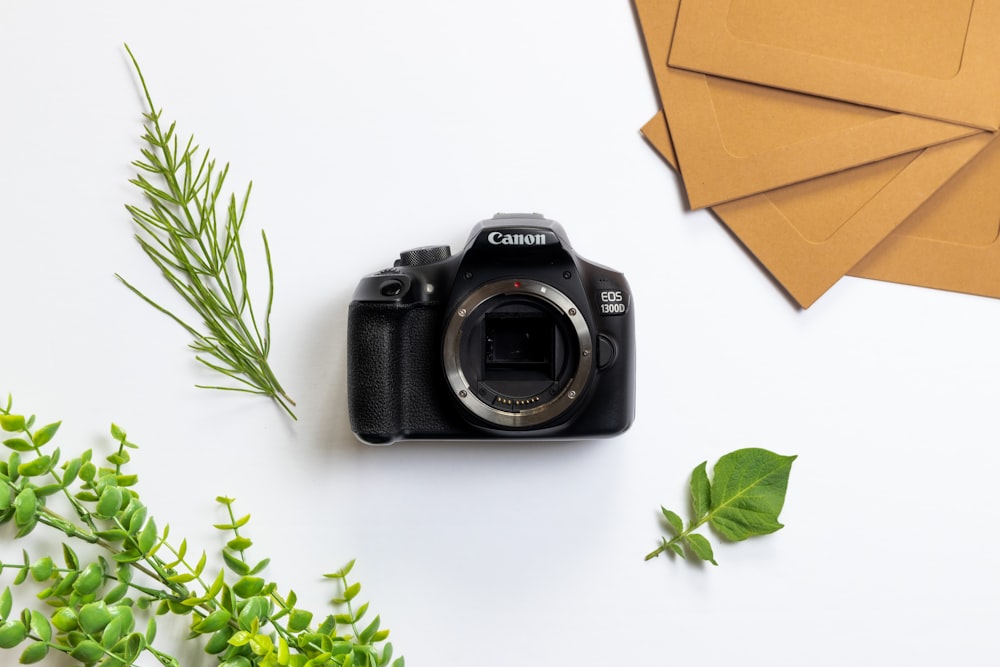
117 45 295 419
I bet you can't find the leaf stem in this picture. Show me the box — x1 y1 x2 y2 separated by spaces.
644 515 709 561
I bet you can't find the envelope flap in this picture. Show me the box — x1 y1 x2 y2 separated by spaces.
669 0 1000 130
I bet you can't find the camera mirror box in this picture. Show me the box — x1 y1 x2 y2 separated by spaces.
635 0 1000 307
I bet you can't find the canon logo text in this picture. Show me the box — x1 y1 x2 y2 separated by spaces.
488 231 549 246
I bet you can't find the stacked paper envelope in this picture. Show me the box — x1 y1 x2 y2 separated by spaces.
635 0 1000 307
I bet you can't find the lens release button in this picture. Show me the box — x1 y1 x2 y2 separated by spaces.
597 334 617 369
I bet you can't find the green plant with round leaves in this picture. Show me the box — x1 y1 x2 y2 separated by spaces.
0 395 401 666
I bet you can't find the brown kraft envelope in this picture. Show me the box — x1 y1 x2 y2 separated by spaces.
640 111 993 307
668 0 1000 131
634 0 979 210
849 133 1000 299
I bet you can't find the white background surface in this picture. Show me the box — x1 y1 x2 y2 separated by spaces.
2 2 999 665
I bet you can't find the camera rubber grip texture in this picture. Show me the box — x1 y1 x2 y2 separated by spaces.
347 301 463 444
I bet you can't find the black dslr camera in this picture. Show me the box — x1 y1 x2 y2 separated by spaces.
347 213 635 444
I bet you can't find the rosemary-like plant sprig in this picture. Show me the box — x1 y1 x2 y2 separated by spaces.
117 44 295 419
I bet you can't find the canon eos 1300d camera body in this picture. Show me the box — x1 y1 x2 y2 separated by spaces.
347 213 635 444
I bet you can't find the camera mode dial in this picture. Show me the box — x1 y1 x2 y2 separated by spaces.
396 245 451 267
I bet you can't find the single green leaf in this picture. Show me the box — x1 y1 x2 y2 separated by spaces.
51 607 78 632
61 458 82 486
247 558 270 576
660 507 683 536
214 513 251 531
0 589 11 620
110 605 135 634
204 569 226 601
145 617 157 644
2 439 33 453
116 473 139 487
17 456 52 478
248 633 273 656
28 610 51 644
707 448 796 542
138 517 158 554
110 424 127 441
686 533 718 565
0 620 27 649
14 514 36 538
31 483 61 499
223 550 250 576
13 551 30 585
237 596 271 630
62 544 79 570
220 583 236 614
343 582 361 602
122 632 146 662
107 451 130 466
0 415 25 433
50 570 78 596
227 631 253 648
69 639 105 663
227 536 252 552
287 608 313 633
18 641 48 664
79 461 97 483
690 461 711 520
193 609 232 634
29 557 53 582
381 642 394 666
359 616 381 644
205 627 234 654
95 528 130 543
73 562 105 596
127 504 148 534
233 576 265 599
13 488 36 528
31 422 60 447
101 615 126 648
95 485 123 519
340 559 357 577
277 637 291 664
6 452 20 482
353 601 370 624
79 601 112 634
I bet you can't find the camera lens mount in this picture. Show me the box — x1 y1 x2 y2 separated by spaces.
442 278 594 429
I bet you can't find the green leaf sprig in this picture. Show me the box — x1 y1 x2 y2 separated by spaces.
117 45 295 419
0 394 399 666
646 448 796 565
